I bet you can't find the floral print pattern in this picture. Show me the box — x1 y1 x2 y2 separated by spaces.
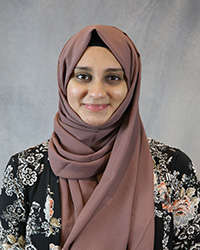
0 139 199 250
20 168 37 186
0 141 61 250
157 182 199 228
150 138 200 249
49 243 61 250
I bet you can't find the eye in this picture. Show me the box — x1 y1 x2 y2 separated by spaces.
105 75 122 84
76 73 92 82
107 76 121 81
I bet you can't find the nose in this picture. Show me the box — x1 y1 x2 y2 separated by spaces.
88 79 106 99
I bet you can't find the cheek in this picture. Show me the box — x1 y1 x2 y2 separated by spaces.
67 84 78 110
67 83 81 105
112 85 128 104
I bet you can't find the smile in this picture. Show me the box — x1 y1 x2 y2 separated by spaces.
84 104 109 111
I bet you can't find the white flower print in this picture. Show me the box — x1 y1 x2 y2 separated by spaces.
26 201 42 240
190 243 200 249
49 243 61 250
2 200 26 226
19 151 44 171
1 165 16 197
44 195 54 223
25 244 37 250
20 167 37 186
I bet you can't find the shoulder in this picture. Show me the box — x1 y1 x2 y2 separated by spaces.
4 140 50 188
11 140 49 167
13 140 49 162
150 139 200 248
149 138 199 205
0 140 61 249
148 138 197 178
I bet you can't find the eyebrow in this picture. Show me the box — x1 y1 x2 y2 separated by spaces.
74 66 124 72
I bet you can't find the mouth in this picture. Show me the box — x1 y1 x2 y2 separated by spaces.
83 103 109 111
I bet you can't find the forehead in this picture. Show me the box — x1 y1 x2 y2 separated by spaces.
76 46 122 69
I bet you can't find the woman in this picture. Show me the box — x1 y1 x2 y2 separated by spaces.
0 25 199 250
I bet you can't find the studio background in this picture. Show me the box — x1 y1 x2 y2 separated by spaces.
1 0 200 184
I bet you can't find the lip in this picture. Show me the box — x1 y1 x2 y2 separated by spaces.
83 103 109 111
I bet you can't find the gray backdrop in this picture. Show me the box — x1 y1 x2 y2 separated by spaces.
1 0 200 184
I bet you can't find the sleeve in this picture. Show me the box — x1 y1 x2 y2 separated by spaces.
172 150 200 250
0 155 27 250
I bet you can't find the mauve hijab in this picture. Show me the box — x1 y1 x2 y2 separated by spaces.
48 25 154 250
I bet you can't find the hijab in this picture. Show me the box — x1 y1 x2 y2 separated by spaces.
48 25 154 250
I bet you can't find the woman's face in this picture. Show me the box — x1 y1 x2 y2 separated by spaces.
67 46 128 126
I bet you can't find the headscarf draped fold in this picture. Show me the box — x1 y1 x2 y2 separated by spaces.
48 25 154 250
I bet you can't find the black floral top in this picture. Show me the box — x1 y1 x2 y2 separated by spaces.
0 139 199 250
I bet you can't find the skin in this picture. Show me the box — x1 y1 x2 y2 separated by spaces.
67 46 128 126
